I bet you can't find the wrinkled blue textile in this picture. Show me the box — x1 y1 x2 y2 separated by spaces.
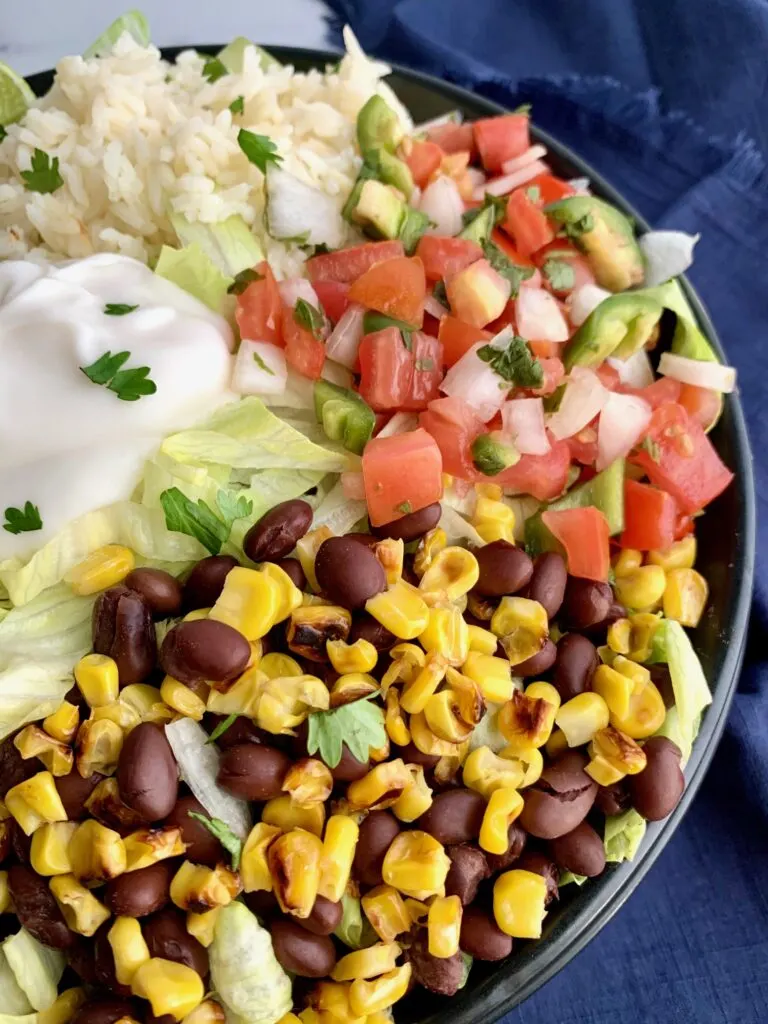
321 4 768 1021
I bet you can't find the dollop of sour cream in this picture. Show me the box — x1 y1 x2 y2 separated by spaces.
0 254 234 560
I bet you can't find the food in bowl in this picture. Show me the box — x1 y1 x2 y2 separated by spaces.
0 13 737 1024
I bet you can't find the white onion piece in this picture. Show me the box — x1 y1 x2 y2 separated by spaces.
321 359 354 389
165 718 252 840
325 303 365 369
639 231 700 287
232 339 287 397
438 505 485 548
596 392 652 470
424 293 449 320
568 177 591 194
473 160 548 200
502 398 551 455
313 479 367 534
420 176 465 237
547 366 609 440
516 288 569 343
377 411 420 438
658 352 736 393
608 348 654 388
466 167 487 190
440 341 510 422
501 144 548 176
417 110 463 135
278 277 320 310
266 164 346 248
568 283 612 327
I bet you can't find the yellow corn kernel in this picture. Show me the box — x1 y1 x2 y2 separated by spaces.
419 547 479 602
260 652 303 679
76 717 124 778
613 655 652 687
131 957 205 1021
296 526 333 592
161 676 207 721
385 689 410 747
298 1007 321 1024
330 673 379 707
170 861 240 912
584 753 625 786
0 870 9 914
69 819 127 884
90 699 141 734
65 544 135 596
461 651 514 703
260 561 304 622
49 874 110 936
287 606 353 662
526 680 561 710
607 618 632 654
262 795 325 836
332 941 401 981
400 651 448 714
480 787 524 855
428 895 462 958
544 728 568 759
361 886 411 943
74 653 119 708
648 535 697 571
493 869 547 939
6 771 67 835
348 760 411 812
463 745 524 798
348 964 412 1018
382 643 426 693
318 815 359 903
475 520 515 544
206 664 266 718
365 580 430 641
609 678 666 740
591 663 635 721
43 702 80 745
490 596 549 666
183 1000 227 1024
445 668 486 727
626 612 662 663
240 822 282 892
209 566 281 640
433 748 468 787
418 605 469 668
282 758 333 807
474 496 515 531
663 568 708 627
475 482 504 500
373 538 405 586
614 565 667 612
382 831 450 900
14 725 73 777
327 638 378 675
256 674 330 734
423 690 471 743
310 981 356 1021
413 528 447 577
120 684 173 724
403 898 429 927
392 765 433 823
123 827 186 872
38 987 86 1024
186 908 220 948
408 712 462 758
587 725 647 781
268 828 323 919
108 916 150 985
30 821 77 876
612 548 643 577
183 607 211 621
500 742 544 788
499 688 557 749
555 692 610 747
466 624 498 656
276 1016 302 1024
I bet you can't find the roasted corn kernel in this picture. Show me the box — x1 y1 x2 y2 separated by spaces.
43 702 80 745
460 651 514 703
445 667 486 725
612 548 643 577
131 957 205 1021
240 822 282 892
663 568 708 627
500 742 544 788
30 821 77 876
433 748 468 786
6 771 67 835
409 711 463 758
544 728 568 760
38 986 86 1024
318 815 359 902
123 827 186 872
209 567 281 640
499 688 557 748
392 765 433 823
373 538 405 586
361 886 411 943
85 777 145 832
76 718 124 778
108 916 150 985
282 758 333 806
309 981 356 1021
348 964 412 1017
90 699 141 733
428 895 462 958
609 678 666 740
155 676 205 721
296 526 334 592
74 653 119 708
257 674 330 734
260 561 305 622
466 624 499 656
591 663 634 720
583 753 625 786
69 819 127 884
49 874 110 936
332 942 401 981
414 527 447 577
260 652 303 679
418 605 469 667
183 999 227 1024
614 565 667 611
206 665 265 718
65 545 135 596
183 608 211 621
348 760 411 811
419 547 479 602
330 672 379 707
607 617 632 655
119 684 173 724
287 606 352 661
423 690 472 742
14 725 73 777
404 898 429 925
648 535 696 571
370 739 391 765
0 870 9 914
170 861 240 912
382 831 450 900
491 597 549 666
262 795 325 836
586 725 647 785
327 638 378 675
463 745 525 798
626 612 662 663
365 580 430 641
268 828 323 918
466 591 496 622
473 496 515 545
493 869 547 939
400 652 448 715
554 692 610 747
186 907 220 948
384 689 410 747
480 787 524 855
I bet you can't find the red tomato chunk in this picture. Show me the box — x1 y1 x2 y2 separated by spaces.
620 479 678 551
541 507 610 582
306 241 405 284
362 428 443 527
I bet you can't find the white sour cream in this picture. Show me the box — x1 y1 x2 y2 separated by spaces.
0 254 234 560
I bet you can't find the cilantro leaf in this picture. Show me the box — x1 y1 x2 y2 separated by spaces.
202 56 228 83
252 350 275 376
461 192 506 231
561 212 595 241
227 267 263 295
21 148 64 194
80 350 157 401
482 240 535 297
307 695 386 768
2 502 42 536
396 501 413 514
188 811 242 870
477 334 543 389
215 489 254 532
206 713 238 744
103 303 139 316
641 436 661 463
542 258 576 292
238 128 282 174
229 95 245 115
294 298 325 340
80 350 130 385
160 488 230 554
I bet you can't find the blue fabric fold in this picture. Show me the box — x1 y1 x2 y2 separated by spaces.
323 4 768 1022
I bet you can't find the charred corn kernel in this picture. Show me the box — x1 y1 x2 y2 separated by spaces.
444 667 486 725
463 745 524 798
419 547 479 602
607 618 632 654
381 644 424 694
663 568 708 627
384 689 410 747
544 728 569 759
90 699 141 732
467 591 496 622
480 787 524 855
14 725 73 777
241 822 282 892
209 566 281 640
160 677 207 721
257 674 330 734
591 664 635 720
365 580 430 641
170 861 240 912
262 795 325 836
610 678 666 739
75 718 124 778
260 561 304 621
373 538 404 586
428 895 462 958
296 526 333 592
206 665 265 718
108 916 150 985
74 653 119 707
467 624 498 656
392 764 433 823
283 758 333 806
409 712 462 758
626 612 662 662
585 753 625 786
85 778 144 832
418 605 469 667
555 692 610 747
491 597 549 666
349 964 412 1017
186 908 220 948
591 725 647 775
6 771 67 835
43 702 80 744
330 672 379 707
65 544 135 595
382 831 450 900
493 869 547 939
332 942 401 981
69 819 126 883
49 874 110 936
461 651 514 703
525 680 561 710
348 760 411 811
648 535 697 571
318 815 358 902
328 638 378 675
369 738 391 763
612 548 643 577
424 690 472 742
499 689 556 748
310 981 355 1020
120 684 172 724
287 606 353 661
131 957 205 1021
414 528 447 577
500 742 544 788
362 886 410 943
123 827 186 872
0 870 9 913
260 652 303 679
400 652 448 714
614 565 667 611
433 748 468 786
183 1000 226 1024
38 987 86 1024
30 822 77 876
269 828 323 919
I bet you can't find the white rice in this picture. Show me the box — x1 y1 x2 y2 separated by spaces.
0 27 411 278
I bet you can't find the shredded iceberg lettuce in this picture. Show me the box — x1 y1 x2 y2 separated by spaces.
1 929 65 1012
653 619 712 764
604 808 647 863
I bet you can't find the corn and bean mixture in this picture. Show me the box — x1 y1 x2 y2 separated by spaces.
0 489 706 1024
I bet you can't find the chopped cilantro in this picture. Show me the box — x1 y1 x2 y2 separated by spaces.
3 502 42 536
103 303 139 316
477 334 543 389
21 149 63 194
294 298 325 340
252 350 275 376
542 258 576 292
238 128 282 174
227 267 263 295
202 56 228 83
229 95 245 115
80 350 156 402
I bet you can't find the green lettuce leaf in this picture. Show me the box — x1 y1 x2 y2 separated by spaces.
0 659 77 742
334 893 378 950
0 584 94 670
154 243 233 312
2 929 65 1011
169 212 264 277
559 871 587 886
654 619 712 764
0 949 34 1015
604 808 647 863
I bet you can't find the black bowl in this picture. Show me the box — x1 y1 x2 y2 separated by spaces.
26 45 756 1023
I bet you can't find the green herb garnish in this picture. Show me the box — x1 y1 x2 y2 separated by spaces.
103 303 139 316
477 334 543 389
461 192 506 230
524 185 541 203
542 258 575 292
396 500 413 514
206 713 238 744
253 350 275 375
160 487 253 554
294 298 325 340
202 56 228 83
482 240 535 297
561 212 595 241
21 148 64 194
229 95 245 115
227 267 263 295
80 351 156 402
188 811 242 870
238 128 282 174
307 694 386 769
2 502 42 535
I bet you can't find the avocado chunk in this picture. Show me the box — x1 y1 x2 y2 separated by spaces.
545 196 645 293
313 380 375 456
548 457 625 535
564 293 663 370
375 148 414 198
399 206 432 255
459 195 506 246
348 179 407 240
471 433 521 476
357 95 403 156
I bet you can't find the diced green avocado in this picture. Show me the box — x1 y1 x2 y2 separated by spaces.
524 512 561 559
375 149 414 198
471 433 521 476
357 95 403 156
564 293 663 370
548 457 625 535
545 196 645 293
349 179 407 240
459 195 506 246
313 380 375 456
399 207 432 255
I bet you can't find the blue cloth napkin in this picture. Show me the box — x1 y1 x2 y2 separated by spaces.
321 4 768 1022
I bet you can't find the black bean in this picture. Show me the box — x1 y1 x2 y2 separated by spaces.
160 618 250 687
0 735 37 798
117 722 178 821
272 557 307 591
125 568 183 619
217 744 292 801
348 612 396 651
104 861 172 918
445 845 490 905
550 820 606 877
8 864 76 950
561 577 613 630
55 769 103 820
526 552 567 618
460 905 512 961
298 895 343 936
518 753 597 839
484 822 527 874
92 585 156 686
183 555 239 611
371 502 442 542
418 790 486 846
330 745 370 783
271 917 337 977
513 638 557 677
315 536 387 610
72 999 139 1024
353 811 400 886
164 794 223 867
474 541 534 597
553 633 598 700
407 928 463 995
243 499 314 562
595 779 632 817
143 907 209 978
516 849 559 905
629 736 684 821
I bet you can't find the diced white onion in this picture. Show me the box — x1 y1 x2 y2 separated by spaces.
568 283 612 327
502 398 551 455
438 505 486 548
416 110 463 135
473 160 548 200
424 293 450 320
325 303 365 369
440 341 510 422
639 231 699 288
466 168 487 190
419 176 465 237
232 339 287 397
377 411 420 438
321 359 354 389
266 164 346 248
607 348 654 388
278 277 319 310
658 352 736 393
568 177 591 194
516 287 569 343
547 366 609 440
501 144 548 175
596 392 652 470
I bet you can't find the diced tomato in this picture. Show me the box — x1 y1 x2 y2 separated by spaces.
348 256 426 327
358 327 414 412
427 121 476 157
596 363 621 390
533 240 596 295
473 114 530 173
541 507 610 581
420 396 484 480
531 357 565 396
404 139 444 189
486 298 518 336
566 426 599 465
503 188 556 258
496 440 572 501
438 315 491 368
620 479 678 551
526 173 576 205
677 382 722 431
415 236 483 282
619 377 681 409
633 402 734 514
281 303 325 379
313 281 350 324
306 241 405 284
235 261 283 345
402 333 444 411
362 428 443 527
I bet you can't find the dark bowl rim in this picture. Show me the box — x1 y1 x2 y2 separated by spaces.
24 44 757 1023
